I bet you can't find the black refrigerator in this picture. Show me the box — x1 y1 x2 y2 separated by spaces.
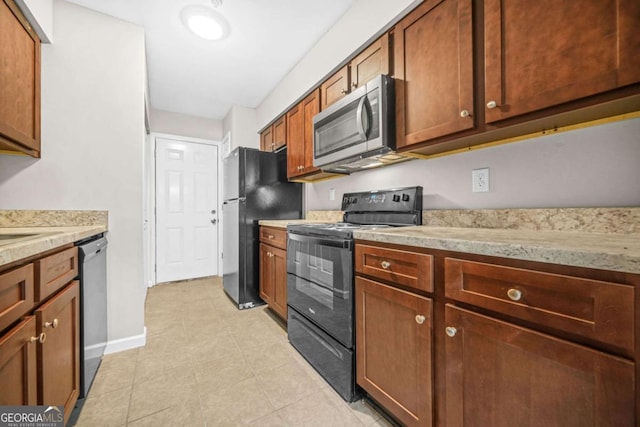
222 147 303 309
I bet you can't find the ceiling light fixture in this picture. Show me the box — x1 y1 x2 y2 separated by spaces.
181 5 229 41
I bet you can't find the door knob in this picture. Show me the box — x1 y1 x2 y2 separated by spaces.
211 209 216 214
211 219 217 224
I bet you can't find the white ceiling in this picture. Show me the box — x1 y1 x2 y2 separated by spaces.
66 0 354 120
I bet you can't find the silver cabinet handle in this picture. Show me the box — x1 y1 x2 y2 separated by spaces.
351 82 357 88
460 109 470 118
415 315 425 325
44 318 59 329
507 288 522 301
445 327 457 337
380 261 391 269
30 332 46 344
340 89 348 94
486 100 497 109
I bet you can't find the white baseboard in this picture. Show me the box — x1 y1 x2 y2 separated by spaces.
84 342 107 360
104 327 147 355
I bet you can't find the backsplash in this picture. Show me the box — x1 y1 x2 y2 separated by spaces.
423 207 640 234
0 210 108 227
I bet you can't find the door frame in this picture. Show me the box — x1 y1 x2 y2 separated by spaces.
144 133 223 287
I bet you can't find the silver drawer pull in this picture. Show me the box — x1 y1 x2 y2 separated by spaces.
380 261 391 269
507 288 522 301
30 332 46 344
44 318 59 329
445 327 457 337
415 315 425 325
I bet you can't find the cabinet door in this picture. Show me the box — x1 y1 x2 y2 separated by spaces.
350 33 390 90
0 0 41 156
259 243 274 305
286 102 305 179
301 89 320 173
484 0 640 123
355 277 433 427
321 66 349 110
0 316 37 406
273 115 287 151
36 281 80 426
270 246 287 320
445 305 635 427
394 0 474 148
260 126 274 152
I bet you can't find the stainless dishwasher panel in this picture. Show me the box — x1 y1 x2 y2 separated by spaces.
77 235 108 399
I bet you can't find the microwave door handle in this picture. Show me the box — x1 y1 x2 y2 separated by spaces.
355 96 367 141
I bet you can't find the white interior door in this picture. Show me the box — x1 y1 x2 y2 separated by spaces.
156 137 219 283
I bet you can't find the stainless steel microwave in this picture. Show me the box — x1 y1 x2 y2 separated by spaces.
312 74 394 172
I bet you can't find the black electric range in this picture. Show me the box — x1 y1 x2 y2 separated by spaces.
286 186 422 402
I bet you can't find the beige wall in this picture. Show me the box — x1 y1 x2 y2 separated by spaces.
222 105 259 150
0 0 147 349
150 108 223 142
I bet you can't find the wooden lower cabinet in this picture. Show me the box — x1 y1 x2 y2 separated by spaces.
259 240 288 320
355 276 433 427
36 280 80 425
0 316 38 406
445 304 635 426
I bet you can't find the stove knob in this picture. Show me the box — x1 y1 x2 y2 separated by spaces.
392 194 400 202
402 193 410 202
352 197 357 204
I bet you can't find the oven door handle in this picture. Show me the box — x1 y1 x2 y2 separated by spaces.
287 233 352 249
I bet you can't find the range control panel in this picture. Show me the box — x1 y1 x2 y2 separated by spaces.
341 186 423 213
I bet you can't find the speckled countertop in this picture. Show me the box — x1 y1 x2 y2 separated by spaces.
354 226 640 274
0 226 107 267
259 219 328 228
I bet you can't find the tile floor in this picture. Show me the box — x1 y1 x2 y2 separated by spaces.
75 277 394 427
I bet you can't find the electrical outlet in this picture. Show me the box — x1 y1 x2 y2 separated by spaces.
329 188 336 201
472 168 490 192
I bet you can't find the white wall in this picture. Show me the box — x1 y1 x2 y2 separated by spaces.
307 118 640 210
15 0 53 43
150 108 223 141
256 0 420 129
222 105 259 150
0 0 147 348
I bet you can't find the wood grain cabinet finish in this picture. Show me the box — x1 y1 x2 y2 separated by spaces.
259 226 287 250
320 33 391 111
0 0 41 157
355 244 433 293
34 246 78 303
260 116 287 152
321 66 349 111
259 226 288 320
445 257 635 353
0 263 34 333
394 0 474 148
445 304 635 427
356 277 433 427
35 281 80 426
0 316 38 406
484 0 640 123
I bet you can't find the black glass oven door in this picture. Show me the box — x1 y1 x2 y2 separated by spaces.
286 233 354 348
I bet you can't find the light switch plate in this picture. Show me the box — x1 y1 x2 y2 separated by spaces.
329 188 336 201
472 168 490 192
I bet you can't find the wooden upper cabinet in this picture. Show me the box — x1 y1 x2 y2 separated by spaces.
445 304 635 427
0 0 41 157
260 115 287 152
394 0 474 149
321 33 392 111
272 115 286 151
350 32 390 90
321 66 350 110
484 0 640 123
287 89 321 179
259 126 274 152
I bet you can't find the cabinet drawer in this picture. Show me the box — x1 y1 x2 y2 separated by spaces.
445 258 634 352
34 247 78 302
259 227 287 250
0 263 34 333
356 244 433 293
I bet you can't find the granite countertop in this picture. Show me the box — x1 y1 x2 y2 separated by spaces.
259 219 328 229
354 226 640 274
0 225 107 267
